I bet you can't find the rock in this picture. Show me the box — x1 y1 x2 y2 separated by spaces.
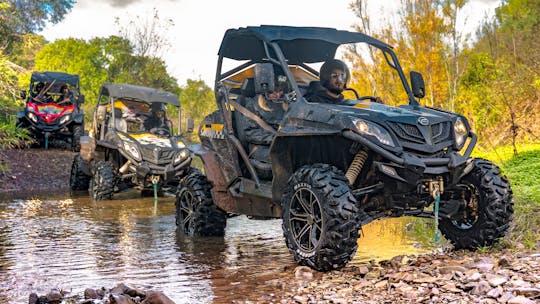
441 283 462 293
84 288 100 299
358 266 370 276
141 291 175 304
45 289 63 304
374 280 388 289
511 287 540 297
487 286 503 298
467 272 482 282
471 280 491 295
507 296 536 304
439 265 468 275
293 295 308 303
294 266 314 280
488 276 508 287
28 293 38 304
110 283 146 298
110 294 137 304
497 257 511 268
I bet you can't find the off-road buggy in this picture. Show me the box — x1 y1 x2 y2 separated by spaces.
70 83 192 200
17 71 85 151
176 26 514 271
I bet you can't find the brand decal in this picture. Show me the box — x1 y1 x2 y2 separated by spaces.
200 124 225 139
417 117 429 126
294 182 311 190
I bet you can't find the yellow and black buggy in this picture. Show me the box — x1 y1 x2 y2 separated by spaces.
70 83 192 200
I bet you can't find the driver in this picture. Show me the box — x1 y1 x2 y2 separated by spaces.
306 59 383 104
306 59 348 104
144 102 170 133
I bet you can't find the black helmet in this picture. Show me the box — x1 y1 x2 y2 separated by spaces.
320 59 349 94
35 82 45 92
151 102 166 112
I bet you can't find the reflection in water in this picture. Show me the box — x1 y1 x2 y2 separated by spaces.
0 192 435 303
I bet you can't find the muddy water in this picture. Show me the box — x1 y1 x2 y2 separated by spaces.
0 191 436 303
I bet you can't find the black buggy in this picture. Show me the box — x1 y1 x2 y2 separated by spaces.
17 71 85 151
176 26 514 271
70 83 192 200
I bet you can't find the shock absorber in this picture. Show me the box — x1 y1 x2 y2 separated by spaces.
345 150 368 185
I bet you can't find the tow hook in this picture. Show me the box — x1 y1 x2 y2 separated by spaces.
150 175 160 203
429 176 444 243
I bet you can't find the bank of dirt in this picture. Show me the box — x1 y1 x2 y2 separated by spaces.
0 148 75 196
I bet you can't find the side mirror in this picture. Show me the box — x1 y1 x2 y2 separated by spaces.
78 94 85 104
20 90 27 100
410 71 425 98
186 118 194 133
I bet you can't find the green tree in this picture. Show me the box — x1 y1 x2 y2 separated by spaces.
179 79 215 142
0 0 74 54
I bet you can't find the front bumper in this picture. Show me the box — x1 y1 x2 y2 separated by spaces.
343 129 477 187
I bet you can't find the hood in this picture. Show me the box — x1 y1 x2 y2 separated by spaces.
284 100 464 154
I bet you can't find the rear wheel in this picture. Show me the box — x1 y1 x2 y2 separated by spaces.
175 170 226 236
71 124 83 152
70 155 90 191
281 164 362 272
89 161 115 201
439 158 514 249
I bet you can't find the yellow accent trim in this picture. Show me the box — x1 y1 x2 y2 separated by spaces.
201 124 224 132
353 102 371 109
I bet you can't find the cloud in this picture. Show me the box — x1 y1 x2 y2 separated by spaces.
78 0 180 9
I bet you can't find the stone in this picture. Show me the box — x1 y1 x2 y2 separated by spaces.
511 287 540 297
507 296 536 304
488 276 507 287
28 293 38 304
141 291 176 304
84 288 100 299
110 294 137 304
111 283 146 298
294 266 314 280
471 280 491 295
374 280 388 289
439 266 468 275
487 286 503 298
45 289 63 304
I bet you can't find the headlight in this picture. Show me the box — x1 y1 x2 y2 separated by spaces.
27 112 38 123
59 115 71 125
123 141 141 161
176 140 186 148
454 117 469 149
174 149 189 164
352 118 395 147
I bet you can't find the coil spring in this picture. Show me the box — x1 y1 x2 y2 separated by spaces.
345 150 368 185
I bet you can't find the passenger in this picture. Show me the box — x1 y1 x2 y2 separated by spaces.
57 85 74 105
243 74 289 179
33 82 53 103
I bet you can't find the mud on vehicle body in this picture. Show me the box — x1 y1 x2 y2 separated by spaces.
17 71 85 151
178 26 514 271
70 83 192 200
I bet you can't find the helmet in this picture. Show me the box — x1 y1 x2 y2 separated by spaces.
274 74 290 93
320 59 350 94
35 82 45 92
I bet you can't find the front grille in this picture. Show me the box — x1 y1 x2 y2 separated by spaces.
388 121 452 145
141 148 175 164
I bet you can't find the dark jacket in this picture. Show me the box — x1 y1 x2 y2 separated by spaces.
244 95 286 146
306 88 345 104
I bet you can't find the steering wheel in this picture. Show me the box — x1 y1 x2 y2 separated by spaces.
150 127 170 136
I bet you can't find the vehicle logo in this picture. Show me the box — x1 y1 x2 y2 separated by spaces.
417 117 429 126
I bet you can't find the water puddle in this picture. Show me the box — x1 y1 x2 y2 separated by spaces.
0 192 437 303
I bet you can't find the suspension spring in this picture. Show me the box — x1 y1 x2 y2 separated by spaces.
345 150 368 185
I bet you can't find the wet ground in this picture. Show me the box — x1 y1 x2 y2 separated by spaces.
0 188 435 303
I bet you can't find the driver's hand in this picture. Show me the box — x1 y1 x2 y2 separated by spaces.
375 97 384 104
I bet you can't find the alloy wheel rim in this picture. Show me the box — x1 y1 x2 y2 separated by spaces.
179 190 195 231
289 187 324 253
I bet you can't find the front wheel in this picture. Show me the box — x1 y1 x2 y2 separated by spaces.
439 158 514 249
89 161 116 201
175 170 226 236
281 164 362 272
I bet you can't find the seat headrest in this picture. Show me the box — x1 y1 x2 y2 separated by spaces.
241 78 255 98
254 63 275 94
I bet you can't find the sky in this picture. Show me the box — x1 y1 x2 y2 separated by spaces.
39 0 502 86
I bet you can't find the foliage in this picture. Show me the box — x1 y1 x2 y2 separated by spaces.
179 79 216 142
7 33 47 69
0 0 74 55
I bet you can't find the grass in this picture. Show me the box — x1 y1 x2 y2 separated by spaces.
474 143 540 249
